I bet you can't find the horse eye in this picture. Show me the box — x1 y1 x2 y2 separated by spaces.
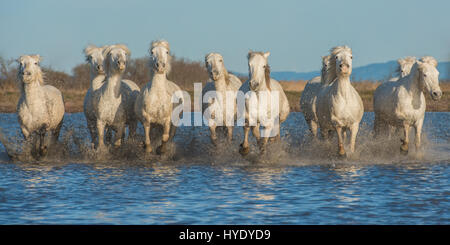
350 56 353 59
34 62 38 65
423 74 427 77
166 51 169 54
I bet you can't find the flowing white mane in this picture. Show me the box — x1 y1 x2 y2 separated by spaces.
325 46 352 84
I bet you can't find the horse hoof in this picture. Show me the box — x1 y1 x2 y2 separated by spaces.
39 146 48 157
400 146 408 155
144 143 152 153
156 144 166 155
337 149 346 158
239 144 250 156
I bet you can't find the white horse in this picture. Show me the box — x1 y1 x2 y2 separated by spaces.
238 51 290 155
134 40 182 154
373 56 442 154
202 52 242 145
91 44 139 150
316 46 364 157
299 55 330 138
83 45 140 146
16 55 65 158
389 56 416 82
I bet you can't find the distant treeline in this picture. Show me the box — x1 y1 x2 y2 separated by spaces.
0 55 248 92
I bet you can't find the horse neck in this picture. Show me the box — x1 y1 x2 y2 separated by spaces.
90 71 105 91
214 76 228 92
23 81 44 105
150 72 168 91
333 75 352 95
104 71 122 98
402 68 422 96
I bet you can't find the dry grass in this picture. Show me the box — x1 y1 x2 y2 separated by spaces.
278 80 450 112
1 55 449 113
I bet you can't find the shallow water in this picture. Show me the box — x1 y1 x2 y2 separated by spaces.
0 112 449 224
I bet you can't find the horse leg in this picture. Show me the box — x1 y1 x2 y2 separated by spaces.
38 128 48 157
239 123 251 156
336 126 346 157
349 123 359 154
414 119 423 153
157 119 171 155
52 119 63 146
226 126 233 142
342 129 347 146
169 125 177 141
143 123 152 153
113 126 124 148
308 119 318 138
209 122 218 146
87 120 97 146
259 124 273 153
400 123 410 154
96 120 106 150
105 127 113 145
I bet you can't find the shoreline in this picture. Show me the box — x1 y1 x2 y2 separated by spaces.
1 81 448 113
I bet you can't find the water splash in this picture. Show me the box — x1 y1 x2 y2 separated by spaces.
0 113 449 166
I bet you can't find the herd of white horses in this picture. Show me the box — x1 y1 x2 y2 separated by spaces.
14 40 443 160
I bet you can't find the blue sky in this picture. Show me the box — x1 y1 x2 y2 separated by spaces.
1 0 449 74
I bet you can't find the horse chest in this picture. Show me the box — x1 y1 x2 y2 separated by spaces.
144 89 172 123
394 91 425 124
97 94 122 124
20 97 51 130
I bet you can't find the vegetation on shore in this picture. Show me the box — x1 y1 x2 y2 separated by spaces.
1 56 448 113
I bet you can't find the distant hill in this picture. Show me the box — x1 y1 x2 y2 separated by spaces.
266 60 450 82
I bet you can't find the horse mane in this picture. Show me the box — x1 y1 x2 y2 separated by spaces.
149 40 172 77
325 46 352 84
248 51 271 90
321 55 331 84
102 44 131 59
420 56 438 67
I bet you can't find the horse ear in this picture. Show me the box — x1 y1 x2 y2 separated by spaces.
204 54 210 67
31 55 42 63
84 45 97 56
263 52 270 59
247 51 252 59
397 58 405 65
117 44 131 57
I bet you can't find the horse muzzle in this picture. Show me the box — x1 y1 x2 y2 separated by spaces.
431 90 442 101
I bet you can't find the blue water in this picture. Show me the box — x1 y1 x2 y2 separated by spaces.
0 112 449 224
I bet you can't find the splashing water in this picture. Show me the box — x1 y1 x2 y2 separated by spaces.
0 112 449 166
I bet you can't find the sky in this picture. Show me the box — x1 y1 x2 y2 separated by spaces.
0 0 449 74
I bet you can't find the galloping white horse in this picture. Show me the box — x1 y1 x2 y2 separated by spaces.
134 40 182 154
299 55 330 138
92 44 138 150
83 45 140 146
316 46 364 157
373 56 442 154
202 52 242 145
239 51 290 155
16 55 65 158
